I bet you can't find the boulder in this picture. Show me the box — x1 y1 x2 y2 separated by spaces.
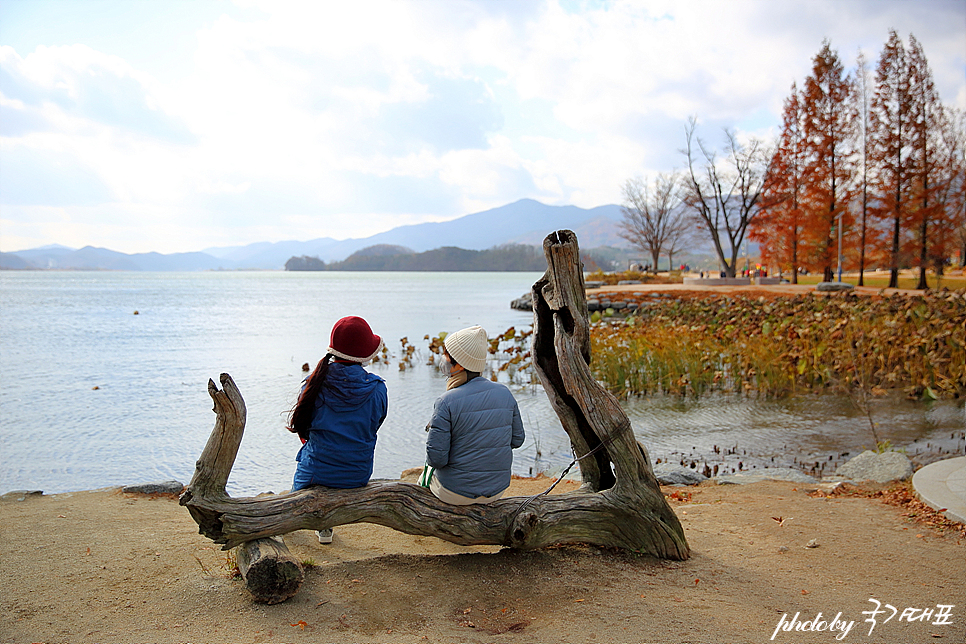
1 490 43 502
510 292 533 311
713 468 818 485
835 450 912 483
122 480 185 495
653 463 707 486
816 281 855 292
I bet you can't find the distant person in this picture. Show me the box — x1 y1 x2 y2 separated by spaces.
423 325 525 504
288 316 387 543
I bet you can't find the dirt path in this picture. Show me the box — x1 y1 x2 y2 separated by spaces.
2 477 963 643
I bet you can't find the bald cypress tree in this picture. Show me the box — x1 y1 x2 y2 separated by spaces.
752 83 807 282
906 35 944 289
800 40 855 282
870 30 914 289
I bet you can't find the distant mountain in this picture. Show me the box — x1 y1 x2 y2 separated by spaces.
201 238 341 268
327 199 623 258
203 199 625 267
1 199 628 271
4 245 229 271
324 243 547 271
0 252 32 269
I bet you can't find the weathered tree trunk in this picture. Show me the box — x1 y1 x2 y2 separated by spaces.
181 230 688 570
236 536 304 604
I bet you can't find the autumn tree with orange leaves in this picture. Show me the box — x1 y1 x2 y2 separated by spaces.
754 41 856 281
801 40 856 282
752 31 962 288
751 84 807 283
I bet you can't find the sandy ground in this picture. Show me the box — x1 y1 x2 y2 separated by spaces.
4 282 963 644
2 476 964 644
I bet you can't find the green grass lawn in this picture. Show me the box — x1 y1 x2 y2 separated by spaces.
793 272 966 290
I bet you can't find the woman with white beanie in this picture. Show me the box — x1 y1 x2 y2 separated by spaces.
424 325 526 504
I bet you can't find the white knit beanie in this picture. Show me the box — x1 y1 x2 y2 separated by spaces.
444 325 488 373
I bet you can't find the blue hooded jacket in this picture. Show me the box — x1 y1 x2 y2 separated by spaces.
292 362 387 490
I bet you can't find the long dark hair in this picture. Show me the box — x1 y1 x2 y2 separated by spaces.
288 353 333 441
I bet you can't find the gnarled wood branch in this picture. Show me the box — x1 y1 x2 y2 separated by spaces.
181 230 689 562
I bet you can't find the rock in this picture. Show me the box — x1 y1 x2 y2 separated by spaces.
653 463 707 486
510 292 533 311
587 299 600 311
1 490 43 502
713 468 818 485
584 281 604 289
610 301 627 310
617 280 642 285
835 450 912 483
122 480 184 495
399 467 422 482
816 281 855 292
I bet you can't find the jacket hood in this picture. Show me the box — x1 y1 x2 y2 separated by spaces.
319 362 385 412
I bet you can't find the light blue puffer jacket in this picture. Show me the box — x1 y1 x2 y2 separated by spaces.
426 376 525 498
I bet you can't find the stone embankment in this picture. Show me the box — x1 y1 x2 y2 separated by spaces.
511 283 677 319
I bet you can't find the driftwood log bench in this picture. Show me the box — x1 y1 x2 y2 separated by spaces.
181 230 689 603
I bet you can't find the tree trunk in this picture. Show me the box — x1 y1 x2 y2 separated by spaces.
236 536 304 604
180 230 689 586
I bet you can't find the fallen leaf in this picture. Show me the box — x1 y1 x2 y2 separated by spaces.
291 620 307 631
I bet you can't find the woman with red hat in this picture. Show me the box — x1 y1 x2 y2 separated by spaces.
288 316 387 541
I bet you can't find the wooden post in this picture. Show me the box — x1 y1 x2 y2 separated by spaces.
236 536 304 604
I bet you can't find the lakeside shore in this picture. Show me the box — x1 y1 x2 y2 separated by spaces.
2 474 964 644
4 278 964 643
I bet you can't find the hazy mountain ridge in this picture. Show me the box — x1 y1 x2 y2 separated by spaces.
2 199 627 271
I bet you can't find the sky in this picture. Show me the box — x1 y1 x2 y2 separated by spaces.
1 0 964 255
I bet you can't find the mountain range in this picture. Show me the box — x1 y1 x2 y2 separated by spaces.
1 200 627 271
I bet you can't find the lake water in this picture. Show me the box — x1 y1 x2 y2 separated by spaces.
1 271 963 496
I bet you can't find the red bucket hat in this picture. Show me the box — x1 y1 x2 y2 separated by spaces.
328 316 383 362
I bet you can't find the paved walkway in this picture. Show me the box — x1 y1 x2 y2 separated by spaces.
912 456 966 524
587 282 924 298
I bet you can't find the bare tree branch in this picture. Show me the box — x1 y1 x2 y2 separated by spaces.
680 116 771 277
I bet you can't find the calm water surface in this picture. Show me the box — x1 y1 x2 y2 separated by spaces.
1 271 963 496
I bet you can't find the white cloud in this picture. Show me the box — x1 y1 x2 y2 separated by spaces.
1 0 963 253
